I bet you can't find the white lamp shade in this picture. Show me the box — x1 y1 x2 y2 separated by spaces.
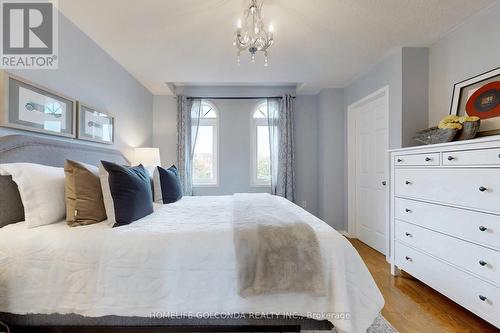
133 148 161 166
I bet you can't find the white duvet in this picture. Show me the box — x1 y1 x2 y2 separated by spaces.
0 195 384 333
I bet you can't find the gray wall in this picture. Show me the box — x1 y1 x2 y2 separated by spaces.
402 48 429 147
429 2 500 126
192 98 271 196
345 49 403 149
153 95 177 167
317 89 345 229
1 13 153 155
294 95 319 216
152 89 321 216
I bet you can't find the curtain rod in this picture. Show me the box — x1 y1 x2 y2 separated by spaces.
185 96 296 100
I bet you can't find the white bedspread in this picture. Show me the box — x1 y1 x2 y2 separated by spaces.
0 195 383 333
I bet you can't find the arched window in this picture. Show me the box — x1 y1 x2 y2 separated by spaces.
251 103 271 186
193 102 218 186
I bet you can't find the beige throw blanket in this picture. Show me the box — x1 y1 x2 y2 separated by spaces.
233 193 325 297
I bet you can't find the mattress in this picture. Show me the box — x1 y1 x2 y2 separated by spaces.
0 195 384 333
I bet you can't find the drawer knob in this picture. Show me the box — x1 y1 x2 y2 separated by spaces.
405 232 412 237
447 156 455 161
405 181 412 185
479 186 488 192
397 158 403 163
382 181 387 186
479 260 488 266
405 256 412 261
479 226 488 232
425 157 432 162
479 295 488 301
405 208 412 213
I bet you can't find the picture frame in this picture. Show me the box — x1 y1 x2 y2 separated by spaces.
77 102 114 144
0 71 76 138
450 67 500 136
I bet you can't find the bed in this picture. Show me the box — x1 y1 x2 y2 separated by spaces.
0 135 384 333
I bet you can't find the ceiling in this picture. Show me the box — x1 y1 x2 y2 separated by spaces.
57 0 495 95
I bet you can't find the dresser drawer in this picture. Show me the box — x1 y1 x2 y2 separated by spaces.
395 220 500 285
395 198 500 251
395 242 500 328
443 148 500 166
394 153 439 166
394 168 500 213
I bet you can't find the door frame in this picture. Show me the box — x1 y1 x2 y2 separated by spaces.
347 86 390 259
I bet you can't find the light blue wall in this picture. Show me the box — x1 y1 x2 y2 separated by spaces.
429 2 500 126
1 13 154 154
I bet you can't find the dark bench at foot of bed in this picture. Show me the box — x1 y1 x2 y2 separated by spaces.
0 313 334 333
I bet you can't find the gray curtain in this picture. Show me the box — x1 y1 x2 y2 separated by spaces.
267 95 295 201
177 96 202 196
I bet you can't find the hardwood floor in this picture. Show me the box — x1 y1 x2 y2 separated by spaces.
350 239 499 333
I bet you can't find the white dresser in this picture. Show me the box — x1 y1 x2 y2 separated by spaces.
389 136 500 328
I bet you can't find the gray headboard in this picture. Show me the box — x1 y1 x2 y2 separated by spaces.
0 135 129 227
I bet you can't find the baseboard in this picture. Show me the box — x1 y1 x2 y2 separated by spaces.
338 230 356 238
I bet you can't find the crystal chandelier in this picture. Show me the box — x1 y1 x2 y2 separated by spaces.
233 0 274 66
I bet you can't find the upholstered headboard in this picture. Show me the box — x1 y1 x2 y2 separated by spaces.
0 135 129 227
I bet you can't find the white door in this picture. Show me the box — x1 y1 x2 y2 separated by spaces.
353 93 388 254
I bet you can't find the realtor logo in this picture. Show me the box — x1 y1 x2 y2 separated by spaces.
1 0 58 69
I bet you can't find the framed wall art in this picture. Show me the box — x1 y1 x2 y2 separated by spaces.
450 67 500 136
77 102 114 144
0 71 76 138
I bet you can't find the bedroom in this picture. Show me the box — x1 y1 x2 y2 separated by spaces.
0 0 499 332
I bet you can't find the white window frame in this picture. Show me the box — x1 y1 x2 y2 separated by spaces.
193 102 219 187
250 103 271 187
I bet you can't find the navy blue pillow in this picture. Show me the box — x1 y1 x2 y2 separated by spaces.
101 161 154 227
153 165 183 204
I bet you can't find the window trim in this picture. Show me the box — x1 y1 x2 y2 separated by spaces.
192 102 219 187
250 104 271 187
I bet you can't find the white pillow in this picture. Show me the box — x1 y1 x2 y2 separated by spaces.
0 163 66 228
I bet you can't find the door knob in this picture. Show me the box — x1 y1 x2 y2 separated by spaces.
405 232 412 237
382 181 387 186
405 180 412 185
405 256 412 261
405 208 412 213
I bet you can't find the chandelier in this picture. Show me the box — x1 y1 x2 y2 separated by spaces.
233 0 274 66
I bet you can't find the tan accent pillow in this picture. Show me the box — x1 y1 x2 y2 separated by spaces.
64 160 107 226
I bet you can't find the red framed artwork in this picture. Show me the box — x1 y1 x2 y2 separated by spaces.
450 67 500 136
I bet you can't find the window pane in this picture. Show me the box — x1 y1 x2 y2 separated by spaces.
193 125 214 182
253 104 268 118
202 104 217 118
257 126 271 182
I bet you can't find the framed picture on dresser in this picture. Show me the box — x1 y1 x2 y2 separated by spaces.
450 67 500 136
0 71 76 138
77 102 114 144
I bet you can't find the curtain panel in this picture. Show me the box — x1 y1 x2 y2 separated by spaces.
177 97 202 195
267 95 296 201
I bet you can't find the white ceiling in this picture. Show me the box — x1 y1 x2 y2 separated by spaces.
57 0 495 95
